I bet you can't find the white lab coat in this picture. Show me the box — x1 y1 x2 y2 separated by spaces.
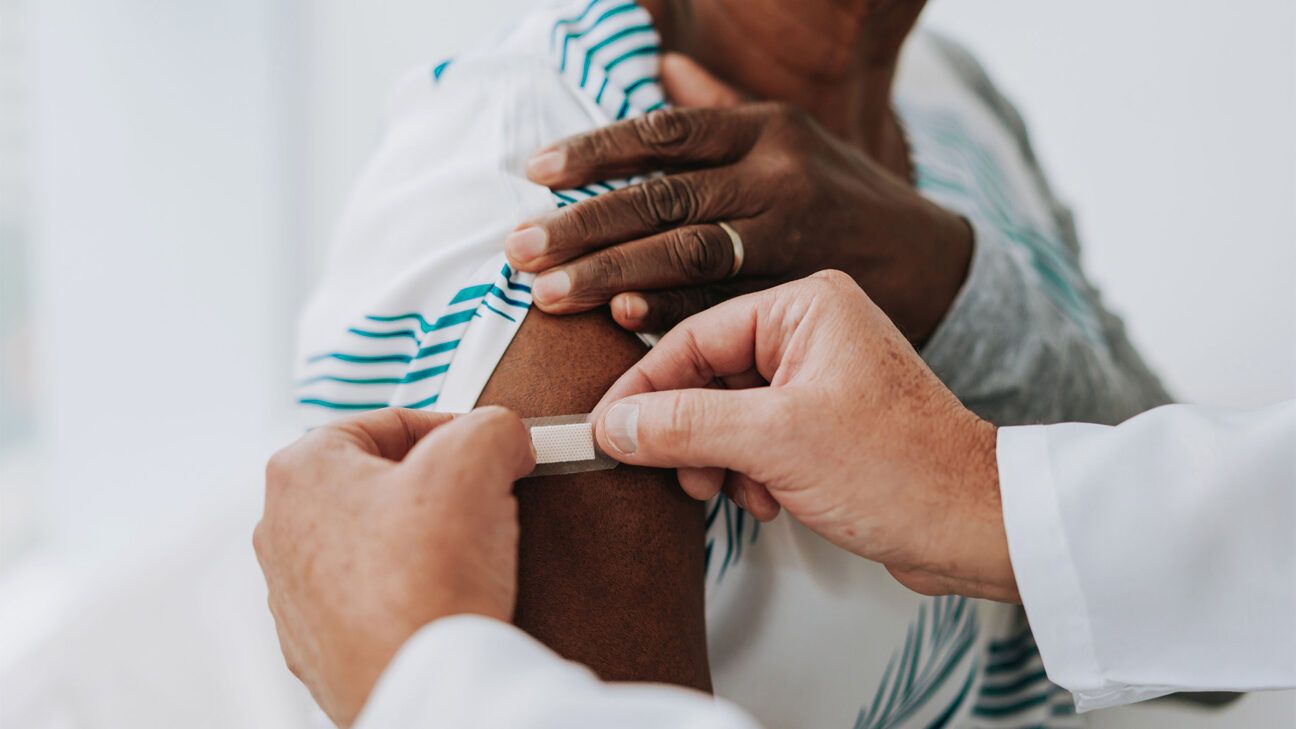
999 400 1295 711
355 402 1296 728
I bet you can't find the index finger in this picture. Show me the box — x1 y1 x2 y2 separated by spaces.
594 273 859 414
593 289 768 416
264 408 457 506
314 408 457 462
526 106 771 189
406 406 536 487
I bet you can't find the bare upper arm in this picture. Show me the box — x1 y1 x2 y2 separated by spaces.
477 308 712 691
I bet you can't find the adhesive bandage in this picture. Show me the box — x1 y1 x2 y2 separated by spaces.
522 414 618 478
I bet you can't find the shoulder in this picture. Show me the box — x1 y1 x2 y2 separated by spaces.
897 30 1081 253
396 0 665 131
376 17 587 171
296 2 672 423
898 31 1032 148
914 32 1039 166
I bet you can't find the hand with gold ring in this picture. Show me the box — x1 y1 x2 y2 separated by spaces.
505 54 973 344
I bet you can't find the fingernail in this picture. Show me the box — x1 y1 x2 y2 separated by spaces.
620 294 648 322
532 270 570 304
527 149 566 181
731 488 749 512
603 401 639 455
505 227 547 262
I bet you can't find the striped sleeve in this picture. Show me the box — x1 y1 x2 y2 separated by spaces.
294 0 672 426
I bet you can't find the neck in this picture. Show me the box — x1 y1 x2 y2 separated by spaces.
643 0 921 173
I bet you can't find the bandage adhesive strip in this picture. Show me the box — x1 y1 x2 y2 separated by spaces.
522 414 618 478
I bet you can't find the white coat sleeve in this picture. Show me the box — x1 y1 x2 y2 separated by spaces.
997 400 1296 711
354 615 761 729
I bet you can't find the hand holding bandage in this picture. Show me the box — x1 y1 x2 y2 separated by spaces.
593 271 1020 603
254 407 534 728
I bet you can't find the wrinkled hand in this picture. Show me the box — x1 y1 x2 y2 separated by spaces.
592 271 1018 603
507 54 971 343
254 407 534 727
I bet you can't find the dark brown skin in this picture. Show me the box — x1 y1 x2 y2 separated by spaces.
651 0 926 154
477 308 712 691
506 0 976 345
515 100 971 344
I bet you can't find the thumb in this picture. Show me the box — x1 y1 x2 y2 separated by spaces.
405 406 535 487
596 388 778 471
323 407 456 462
661 52 744 108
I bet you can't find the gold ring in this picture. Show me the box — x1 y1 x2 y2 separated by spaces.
718 221 744 278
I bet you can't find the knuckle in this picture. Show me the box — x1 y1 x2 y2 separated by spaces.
264 448 294 490
751 100 786 120
811 269 855 291
633 177 697 229
766 389 801 425
587 246 633 291
666 392 704 446
634 109 694 151
568 130 615 169
251 522 268 558
750 389 799 438
797 270 862 309
755 104 811 165
798 273 838 299
667 227 725 280
767 101 809 130
762 146 803 183
559 204 600 246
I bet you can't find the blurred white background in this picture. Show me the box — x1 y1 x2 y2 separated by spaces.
1 0 1292 726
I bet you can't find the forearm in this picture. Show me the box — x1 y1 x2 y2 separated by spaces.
922 222 1171 426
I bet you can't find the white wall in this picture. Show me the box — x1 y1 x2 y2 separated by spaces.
4 1 313 725
29 0 300 555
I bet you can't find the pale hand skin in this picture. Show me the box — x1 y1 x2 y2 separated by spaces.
253 407 535 728
507 54 972 345
592 271 1020 603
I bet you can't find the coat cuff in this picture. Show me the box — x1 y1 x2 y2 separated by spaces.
998 426 1105 710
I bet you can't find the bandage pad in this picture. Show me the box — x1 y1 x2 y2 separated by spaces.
522 414 618 478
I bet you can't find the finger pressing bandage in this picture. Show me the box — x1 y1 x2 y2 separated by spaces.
522 414 618 478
